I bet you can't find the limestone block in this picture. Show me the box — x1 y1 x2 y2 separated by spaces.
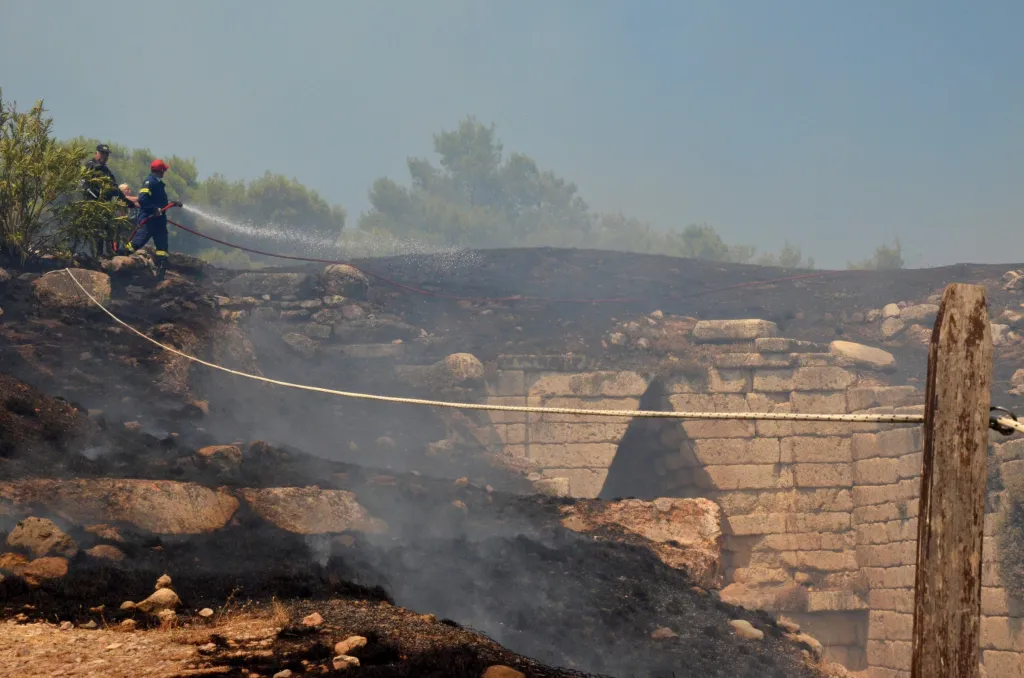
868 588 914 614
535 396 641 423
709 488 853 516
793 463 853 488
793 366 857 391
854 458 901 485
806 589 868 611
785 512 851 533
853 503 911 525
485 397 529 424
866 639 912 670
541 468 609 498
857 541 917 568
753 369 795 392
847 386 920 413
683 420 755 438
529 422 628 445
781 437 854 464
486 370 525 397
706 367 750 393
692 319 779 342
869 610 914 641
729 567 791 585
781 550 858 572
896 452 923 479
1000 438 1024 462
496 424 527 446
693 438 781 465
829 340 897 372
792 353 836 367
853 429 922 461
982 651 1024 678
528 370 648 398
757 531 855 552
755 337 822 354
725 513 788 536
980 617 1024 652
790 391 848 414
1003 459 1024 487
852 480 919 508
862 565 917 589
702 463 798 491
529 443 618 468
855 518 917 546
983 562 1002 587
712 353 795 369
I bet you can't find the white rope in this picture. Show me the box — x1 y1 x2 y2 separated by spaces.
62 269 1022 434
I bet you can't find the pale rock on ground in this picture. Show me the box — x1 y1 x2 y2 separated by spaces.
881 303 901 319
880 317 906 339
729 619 764 640
828 340 896 372
32 269 111 309
692 319 778 342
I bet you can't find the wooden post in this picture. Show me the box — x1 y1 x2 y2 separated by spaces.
911 283 992 678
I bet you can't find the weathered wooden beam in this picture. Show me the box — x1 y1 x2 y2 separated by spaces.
911 283 992 678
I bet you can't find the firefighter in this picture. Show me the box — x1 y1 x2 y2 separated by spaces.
83 144 136 257
123 159 182 272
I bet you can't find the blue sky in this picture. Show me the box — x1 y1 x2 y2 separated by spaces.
2 0 1022 268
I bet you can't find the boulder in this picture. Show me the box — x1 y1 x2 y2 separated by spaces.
194 445 243 476
0 479 239 535
85 545 125 562
101 256 140 274
396 353 485 391
1011 369 1024 397
323 264 369 299
560 497 722 588
729 619 764 641
223 272 316 298
482 667 525 678
33 269 110 309
135 587 180 614
692 319 778 343
881 317 906 339
282 332 318 359
882 303 901 319
240 487 388 535
20 556 69 585
992 323 1011 347
828 340 896 372
902 304 940 323
334 636 367 656
6 517 78 558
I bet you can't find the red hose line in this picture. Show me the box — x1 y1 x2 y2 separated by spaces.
167 217 844 305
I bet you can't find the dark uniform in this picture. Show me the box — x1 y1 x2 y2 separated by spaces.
82 144 133 257
125 172 172 266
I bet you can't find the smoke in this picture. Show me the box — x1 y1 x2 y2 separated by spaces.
182 204 485 269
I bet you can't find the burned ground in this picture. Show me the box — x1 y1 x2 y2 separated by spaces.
2 247 1022 677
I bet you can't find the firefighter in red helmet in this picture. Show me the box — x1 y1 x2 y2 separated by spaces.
123 159 181 272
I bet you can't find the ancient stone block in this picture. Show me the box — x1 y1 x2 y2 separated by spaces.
240 487 387 535
725 513 788 536
852 480 919 507
541 468 609 498
713 353 795 369
792 366 856 391
785 512 851 533
896 452 923 479
847 386 920 413
830 340 897 372
529 371 647 398
529 422 628 445
757 531 855 552
706 367 750 393
535 396 641 423
698 464 793 491
693 438 781 465
790 391 848 414
496 424 527 446
753 369 795 392
485 397 529 425
854 457 900 485
980 616 1024 651
868 588 914 614
806 589 868 611
755 337 821 354
486 370 526 397
781 550 858 572
869 610 914 641
874 427 923 458
1000 438 1024 462
982 650 1024 678
682 420 756 439
857 541 916 568
793 463 852 488
866 639 912 670
692 319 779 342
781 437 853 464
862 565 917 589
528 443 618 468
729 567 791 585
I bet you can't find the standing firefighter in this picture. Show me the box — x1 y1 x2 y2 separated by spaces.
82 144 137 257
123 159 182 272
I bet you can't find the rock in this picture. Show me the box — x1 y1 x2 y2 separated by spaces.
692 319 778 343
828 340 897 372
440 353 484 383
199 608 214 618
303 323 332 340
102 256 139 273
155 574 173 590
323 264 370 299
198 642 217 654
302 612 324 627
902 304 940 323
776 617 801 634
866 309 882 322
224 272 316 298
635 337 651 350
282 332 318 359
273 671 293 678
993 323 1010 346
786 632 824 661
0 479 240 535
332 655 360 671
396 353 485 390
720 583 808 613
156 609 176 624
607 332 626 346
82 620 98 629
6 517 78 558
21 557 69 585
322 295 347 307
881 317 906 339
136 587 180 613
729 619 764 640
560 497 722 588
60 621 73 631
532 477 570 497
333 317 419 343
120 619 137 630
0 268 9 283
650 309 664 319
240 487 388 535
1003 270 1024 291
120 601 136 610
651 626 678 640
905 324 932 344
85 545 125 562
482 667 525 678
341 304 366 320
0 552 29 573
32 270 111 309
334 636 367 656
1011 369 1024 394
882 303 901 319
194 445 243 476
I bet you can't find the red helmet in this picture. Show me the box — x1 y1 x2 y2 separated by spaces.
150 159 169 173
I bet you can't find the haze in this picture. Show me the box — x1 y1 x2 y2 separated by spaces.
2 0 1022 269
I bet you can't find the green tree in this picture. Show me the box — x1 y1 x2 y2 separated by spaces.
0 93 123 260
756 241 815 269
847 239 905 270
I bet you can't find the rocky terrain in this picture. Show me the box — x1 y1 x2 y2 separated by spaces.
1 246 1023 678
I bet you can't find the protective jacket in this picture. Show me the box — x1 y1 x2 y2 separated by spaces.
136 173 171 228
83 159 132 205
